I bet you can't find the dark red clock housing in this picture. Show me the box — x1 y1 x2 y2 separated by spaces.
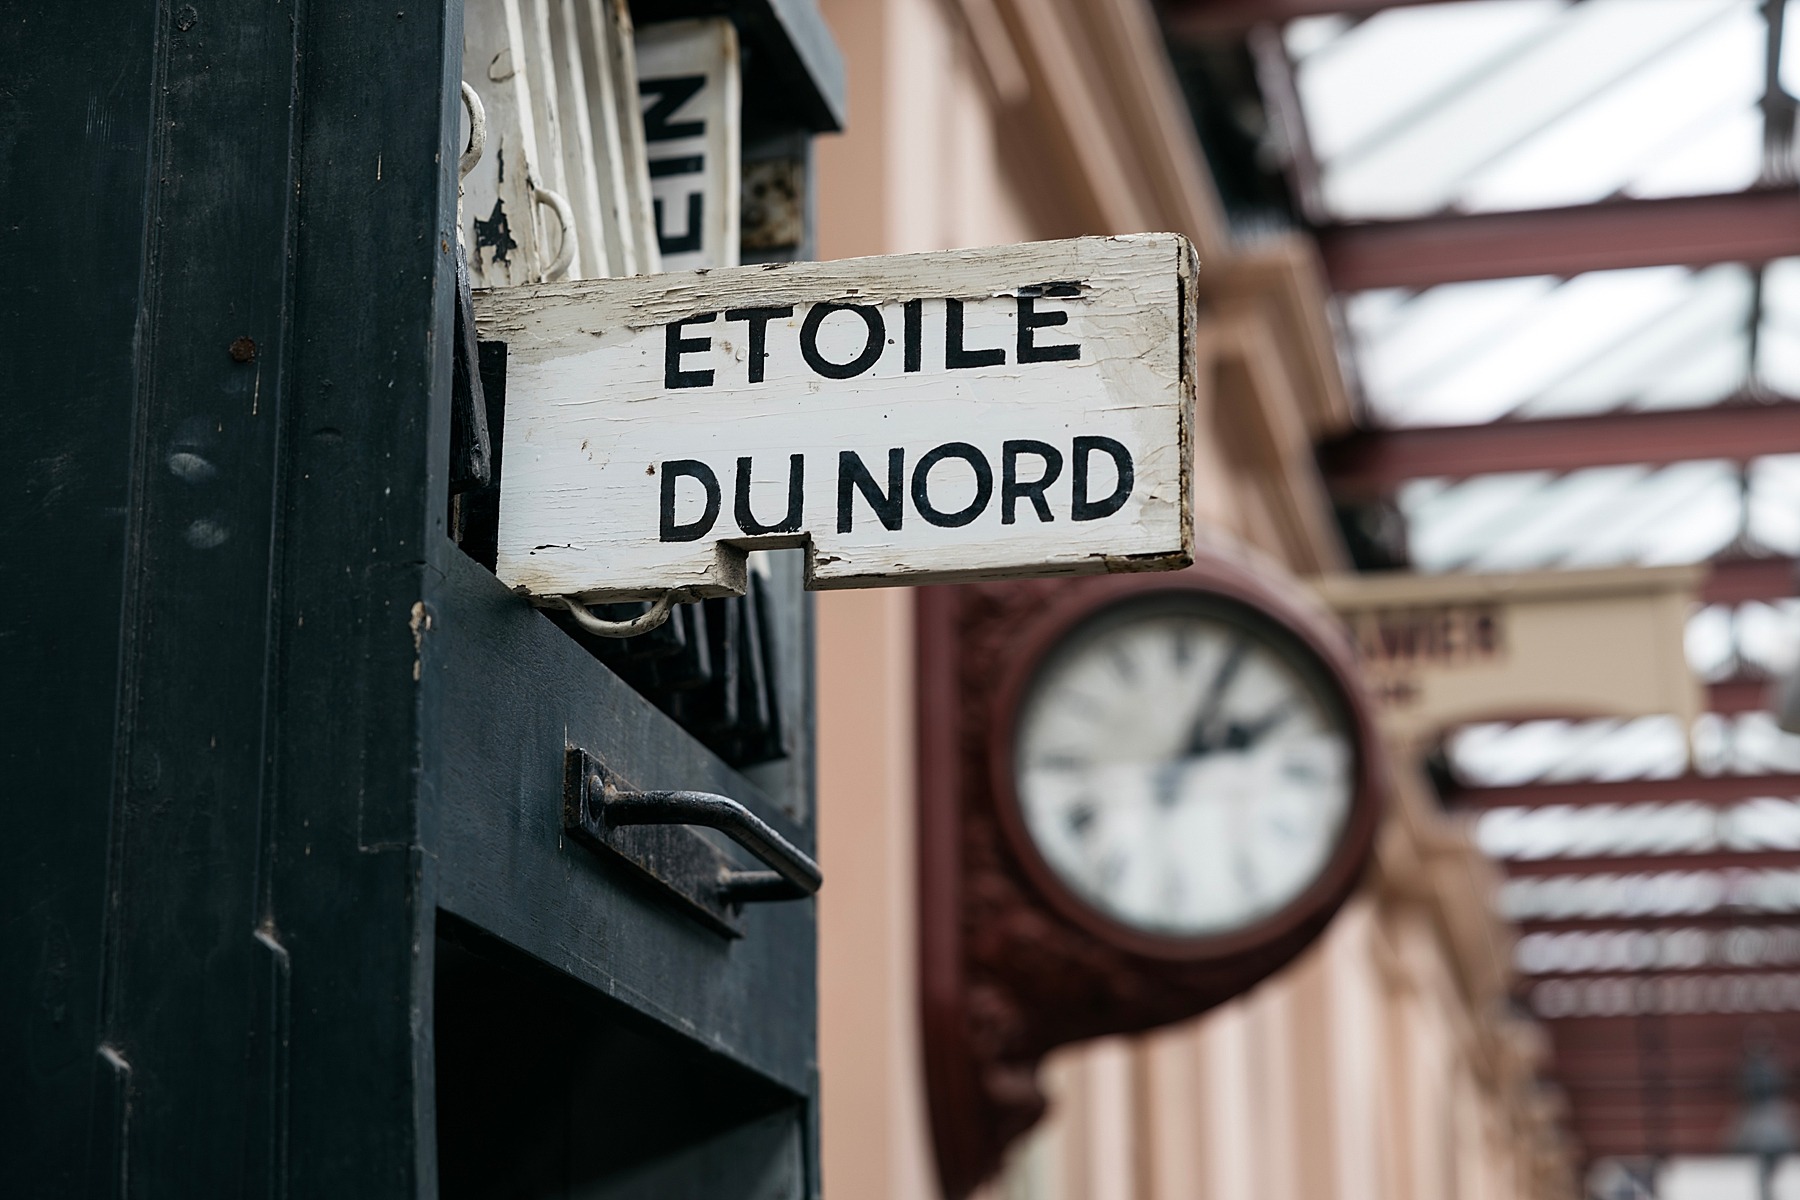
916 549 1388 1199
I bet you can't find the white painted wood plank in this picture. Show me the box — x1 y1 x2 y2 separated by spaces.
635 18 741 272
604 0 660 274
462 0 548 287
575 0 638 276
476 234 1198 600
553 0 612 278
519 0 578 279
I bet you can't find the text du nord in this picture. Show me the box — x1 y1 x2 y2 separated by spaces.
658 437 1136 543
657 288 1136 542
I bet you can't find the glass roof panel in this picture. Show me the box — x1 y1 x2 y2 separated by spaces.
1749 455 1800 551
1717 711 1800 773
1782 0 1800 96
1735 599 1800 676
1284 2 1565 161
1451 717 1691 787
1344 264 1760 428
1476 799 1800 861
1759 261 1800 395
1497 869 1800 921
1447 713 1800 788
1287 0 1767 220
1688 603 1737 680
1687 598 1800 681
1398 461 1747 573
1394 455 1800 577
1517 926 1800 975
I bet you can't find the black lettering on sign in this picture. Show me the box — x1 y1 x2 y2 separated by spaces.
640 75 706 142
735 455 805 535
1356 605 1505 667
1071 436 1133 521
1002 440 1063 524
649 155 705 178
801 303 885 380
1473 608 1501 655
912 442 994 528
724 306 794 384
654 193 704 256
1016 295 1080 363
945 298 1004 369
665 313 717 388
903 298 923 373
838 449 905 532
660 460 721 542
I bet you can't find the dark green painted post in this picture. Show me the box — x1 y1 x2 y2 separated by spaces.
1 2 841 1196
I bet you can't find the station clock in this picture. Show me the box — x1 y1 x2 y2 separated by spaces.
919 548 1386 1197
997 576 1368 956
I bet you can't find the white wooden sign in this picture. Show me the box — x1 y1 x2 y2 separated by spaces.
477 234 1198 600
636 18 740 272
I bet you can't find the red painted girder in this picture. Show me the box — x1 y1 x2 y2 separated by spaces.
1705 556 1800 605
1577 1132 1738 1159
1571 1102 1765 1119
1566 1099 1750 1119
1316 189 1800 292
1319 403 1800 495
1515 920 1800 944
1550 1050 1800 1076
1540 1014 1800 1036
1577 1125 1747 1144
1544 1012 1800 1054
1550 1065 1782 1085
1504 850 1800 877
1522 964 1800 981
1446 773 1800 810
1709 676 1776 715
1522 914 1800 933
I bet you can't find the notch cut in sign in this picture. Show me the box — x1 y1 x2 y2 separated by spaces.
474 234 1198 601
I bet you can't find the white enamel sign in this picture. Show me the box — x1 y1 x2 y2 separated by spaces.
476 234 1197 600
636 18 740 272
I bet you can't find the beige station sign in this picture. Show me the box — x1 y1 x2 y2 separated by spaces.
1311 565 1705 745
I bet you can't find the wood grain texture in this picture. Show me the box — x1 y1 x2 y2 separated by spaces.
477 233 1198 600
463 0 552 287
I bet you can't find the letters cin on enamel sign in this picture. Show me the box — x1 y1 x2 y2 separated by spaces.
479 234 1197 601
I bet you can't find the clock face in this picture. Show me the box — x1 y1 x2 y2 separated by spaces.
1011 595 1356 941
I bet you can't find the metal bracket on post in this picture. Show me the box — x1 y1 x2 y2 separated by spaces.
562 748 819 937
554 592 678 638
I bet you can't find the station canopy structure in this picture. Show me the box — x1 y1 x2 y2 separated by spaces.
1161 0 1800 1178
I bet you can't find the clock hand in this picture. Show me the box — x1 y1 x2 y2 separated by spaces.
1221 698 1297 753
1180 636 1246 758
1152 761 1184 810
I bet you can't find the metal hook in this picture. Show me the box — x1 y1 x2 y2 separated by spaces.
555 591 677 638
459 82 486 182
533 186 576 281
